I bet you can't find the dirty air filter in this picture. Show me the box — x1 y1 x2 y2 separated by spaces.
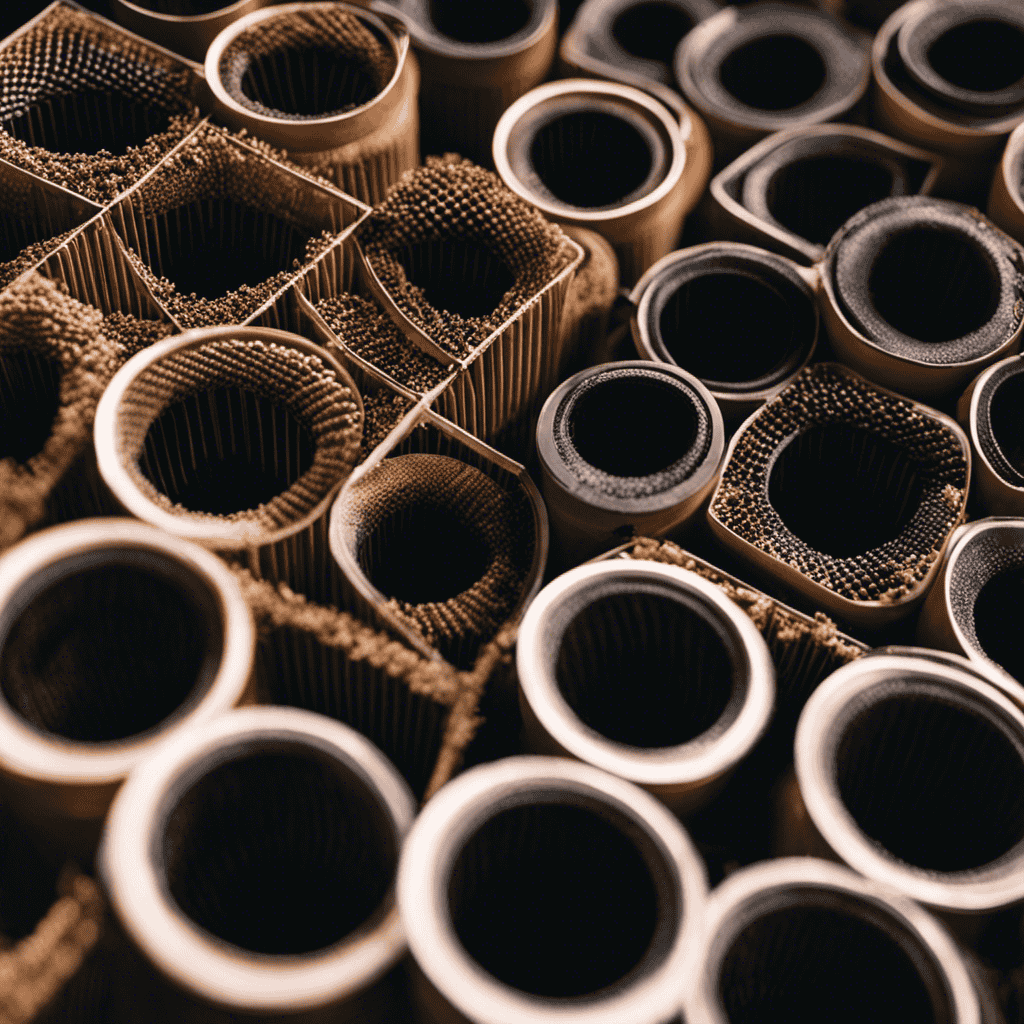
707 363 970 628
517 561 775 814
821 196 1024 399
793 650 1024 923
383 0 557 165
536 361 724 564
988 121 1024 244
0 519 254 861
206 3 419 206
398 757 708 1024
674 3 870 165
631 242 819 418
94 325 363 607
100 707 415 1021
683 858 982 1024
708 125 943 265
0 3 203 205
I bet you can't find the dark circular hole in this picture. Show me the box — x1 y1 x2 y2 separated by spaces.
868 226 1000 343
359 502 493 605
132 0 237 11
568 376 699 478
448 802 661 997
611 2 696 67
768 423 924 558
0 349 61 464
396 238 514 319
836 693 1024 871
429 0 531 43
240 46 383 116
556 590 737 747
140 386 315 515
657 271 812 385
162 747 396 955
1 90 172 156
974 565 1024 682
988 372 1024 478
720 904 938 1024
0 556 220 743
718 34 827 111
146 199 312 299
766 157 897 246
927 19 1024 93
530 111 654 208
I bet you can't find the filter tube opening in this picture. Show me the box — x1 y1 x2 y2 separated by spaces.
447 801 666 997
611 2 697 66
768 423 924 558
428 0 532 43
0 551 222 743
973 565 1024 681
718 35 826 111
0 349 61 465
161 744 396 955
926 19 1024 95
985 368 1024 478
835 692 1024 872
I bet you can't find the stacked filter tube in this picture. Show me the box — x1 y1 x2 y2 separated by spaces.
9 0 1024 1020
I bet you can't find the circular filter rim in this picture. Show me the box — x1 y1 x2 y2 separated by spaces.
396 755 708 1024
795 652 1024 913
113 0 264 29
964 355 1024 496
395 0 556 60
516 561 775 790
99 705 416 1013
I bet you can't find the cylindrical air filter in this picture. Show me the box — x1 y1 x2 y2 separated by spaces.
397 756 708 1024
683 858 983 1024
99 706 415 1022
493 78 705 284
536 361 724 564
820 196 1024 399
794 650 1024 925
0 519 254 860
206 3 420 206
872 0 1024 200
557 224 620 377
707 363 970 628
674 3 870 165
709 125 944 265
630 242 819 418
989 121 1024 243
517 561 775 813
958 355 1024 515
384 0 557 165
918 519 1024 685
94 325 363 606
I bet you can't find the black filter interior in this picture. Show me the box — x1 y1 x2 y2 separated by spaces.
718 34 827 111
163 747 396 955
0 557 219 743
555 590 737 747
429 0 531 43
448 801 661 997
766 157 896 246
988 371 1024 478
568 375 700 477
973 565 1024 681
719 904 938 1024
530 111 655 208
768 423 923 558
0 348 61 464
927 19 1024 94
140 386 315 515
145 199 312 300
396 238 515 319
1 91 171 157
657 271 812 384
835 692 1024 871
611 2 696 67
868 227 1000 343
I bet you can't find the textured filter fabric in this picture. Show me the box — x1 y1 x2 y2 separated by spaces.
0 5 200 203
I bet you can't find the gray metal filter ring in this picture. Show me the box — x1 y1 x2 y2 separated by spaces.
397 755 708 1024
684 858 981 1024
100 706 416 1015
795 651 1024 915
516 561 775 803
